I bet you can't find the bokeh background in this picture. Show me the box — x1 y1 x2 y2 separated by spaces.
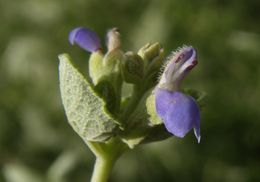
1 0 260 181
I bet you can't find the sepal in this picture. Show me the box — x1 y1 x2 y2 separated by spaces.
137 42 164 89
121 52 143 84
138 42 162 66
89 51 104 85
146 93 163 126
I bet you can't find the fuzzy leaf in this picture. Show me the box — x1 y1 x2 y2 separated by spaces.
59 54 118 142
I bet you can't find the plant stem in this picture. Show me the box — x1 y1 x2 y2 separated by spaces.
91 156 114 182
87 138 128 182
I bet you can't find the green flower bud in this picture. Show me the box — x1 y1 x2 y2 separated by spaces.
137 42 163 67
137 42 164 80
121 51 144 84
103 49 123 74
89 49 124 114
89 49 124 85
89 51 104 85
145 47 164 75
101 49 124 114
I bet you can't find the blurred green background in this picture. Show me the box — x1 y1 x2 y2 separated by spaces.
1 0 260 181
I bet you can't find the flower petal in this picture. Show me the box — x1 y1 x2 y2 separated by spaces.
155 89 200 142
69 27 101 52
106 27 121 51
158 46 197 91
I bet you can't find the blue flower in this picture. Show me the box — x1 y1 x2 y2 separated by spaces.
155 46 201 143
69 27 101 52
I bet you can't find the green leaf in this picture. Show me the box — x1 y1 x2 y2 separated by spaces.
58 54 119 142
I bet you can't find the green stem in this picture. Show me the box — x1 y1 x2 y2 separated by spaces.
87 139 128 182
91 156 114 182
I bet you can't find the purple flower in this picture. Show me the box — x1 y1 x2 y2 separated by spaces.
155 46 201 142
69 27 101 52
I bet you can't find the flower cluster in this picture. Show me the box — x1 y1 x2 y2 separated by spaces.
68 27 201 143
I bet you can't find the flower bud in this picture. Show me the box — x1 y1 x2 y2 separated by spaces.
101 49 124 113
88 51 104 85
121 52 143 83
89 49 124 114
106 27 121 52
69 27 101 52
138 42 164 75
138 42 161 60
89 49 124 85
103 49 124 74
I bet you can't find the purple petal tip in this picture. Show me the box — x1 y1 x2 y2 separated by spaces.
69 27 101 52
194 127 201 143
